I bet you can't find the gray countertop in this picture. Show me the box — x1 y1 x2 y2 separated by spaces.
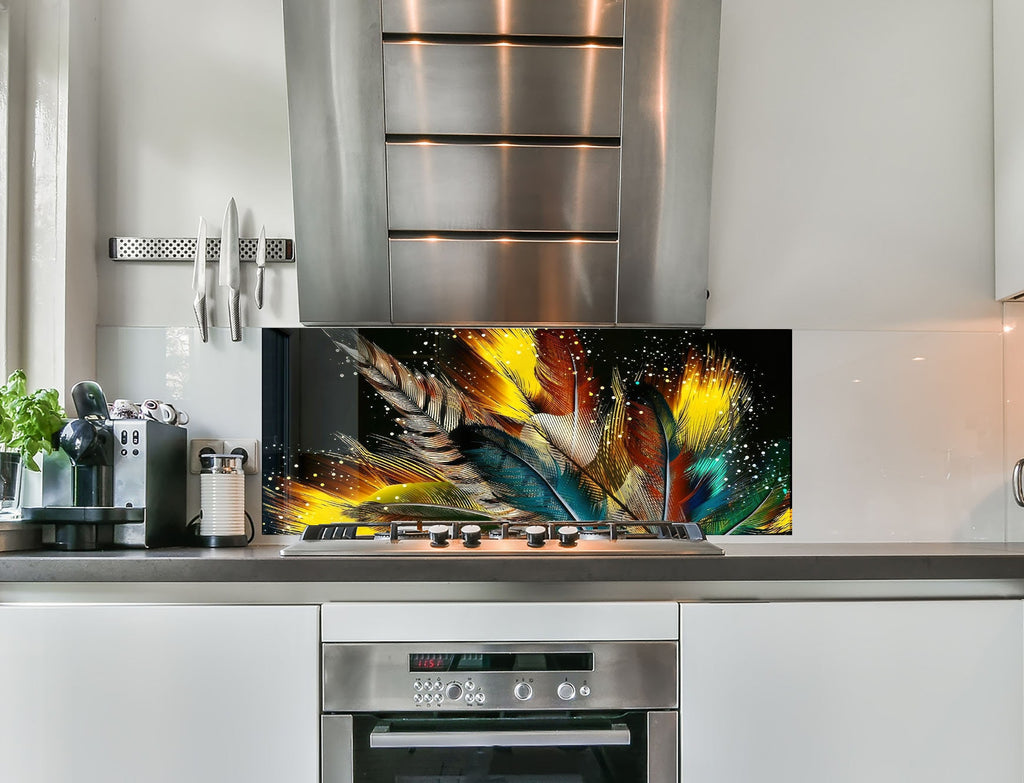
3 542 1024 585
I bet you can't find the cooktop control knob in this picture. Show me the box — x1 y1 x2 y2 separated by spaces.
557 525 579 547
557 682 576 701
514 682 533 701
525 525 547 548
428 524 450 547
461 524 482 548
445 682 463 701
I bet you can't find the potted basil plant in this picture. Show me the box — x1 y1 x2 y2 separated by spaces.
0 370 65 514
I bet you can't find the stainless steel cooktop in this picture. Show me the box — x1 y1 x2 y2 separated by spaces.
280 521 723 557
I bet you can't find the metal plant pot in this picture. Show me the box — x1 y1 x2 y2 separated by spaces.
0 451 23 516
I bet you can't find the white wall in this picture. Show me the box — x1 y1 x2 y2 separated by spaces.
91 0 1005 542
96 0 297 328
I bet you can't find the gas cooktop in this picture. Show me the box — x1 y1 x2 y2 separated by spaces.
280 521 723 556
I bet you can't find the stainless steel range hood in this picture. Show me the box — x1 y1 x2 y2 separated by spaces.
284 0 721 326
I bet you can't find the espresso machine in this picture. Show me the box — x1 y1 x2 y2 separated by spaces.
22 381 187 550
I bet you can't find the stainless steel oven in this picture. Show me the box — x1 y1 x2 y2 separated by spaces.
321 641 678 782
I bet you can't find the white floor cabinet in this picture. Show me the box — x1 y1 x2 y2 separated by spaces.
679 600 1023 783
0 604 319 783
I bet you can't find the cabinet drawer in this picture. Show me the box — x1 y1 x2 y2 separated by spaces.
390 238 617 323
384 42 623 137
381 0 625 37
386 143 621 232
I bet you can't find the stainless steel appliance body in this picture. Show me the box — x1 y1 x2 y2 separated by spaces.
35 419 187 548
284 0 722 327
281 521 724 557
321 640 679 782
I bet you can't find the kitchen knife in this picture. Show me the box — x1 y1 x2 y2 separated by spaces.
219 197 241 342
192 216 209 342
254 224 266 310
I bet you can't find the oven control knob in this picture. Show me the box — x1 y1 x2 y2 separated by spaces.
557 525 579 546
445 682 463 701
428 524 450 547
465 680 476 691
525 525 547 548
514 682 533 701
557 682 576 701
579 685 591 697
461 524 482 548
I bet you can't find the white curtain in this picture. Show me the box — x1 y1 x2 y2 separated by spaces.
0 0 98 401
0 1 13 380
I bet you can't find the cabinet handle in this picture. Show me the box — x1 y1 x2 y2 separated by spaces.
369 723 630 749
1013 458 1024 507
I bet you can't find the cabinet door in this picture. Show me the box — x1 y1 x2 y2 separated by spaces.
996 0 1024 300
680 601 1023 783
0 605 319 783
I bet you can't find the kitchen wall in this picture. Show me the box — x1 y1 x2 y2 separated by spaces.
92 0 1006 542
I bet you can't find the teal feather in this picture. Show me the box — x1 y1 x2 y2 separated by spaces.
452 424 605 521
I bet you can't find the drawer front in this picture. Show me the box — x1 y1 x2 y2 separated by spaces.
386 143 621 232
381 0 625 37
384 42 623 137
390 239 617 323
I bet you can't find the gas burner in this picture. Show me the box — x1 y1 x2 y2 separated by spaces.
281 520 723 557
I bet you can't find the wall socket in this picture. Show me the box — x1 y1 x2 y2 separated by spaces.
188 438 260 475
223 439 260 475
188 439 223 474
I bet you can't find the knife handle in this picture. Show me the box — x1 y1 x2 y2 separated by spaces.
193 295 209 343
255 266 265 310
229 289 241 342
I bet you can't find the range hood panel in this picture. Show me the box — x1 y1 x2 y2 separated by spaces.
284 0 720 326
383 43 624 138
386 143 621 233
390 239 617 324
381 0 626 37
283 0 391 325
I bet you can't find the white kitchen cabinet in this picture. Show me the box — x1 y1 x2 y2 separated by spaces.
679 601 1023 783
0 604 319 783
996 0 1024 300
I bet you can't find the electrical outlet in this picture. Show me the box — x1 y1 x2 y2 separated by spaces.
189 439 224 474
223 438 260 475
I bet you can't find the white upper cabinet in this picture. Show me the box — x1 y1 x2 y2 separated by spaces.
996 0 1024 300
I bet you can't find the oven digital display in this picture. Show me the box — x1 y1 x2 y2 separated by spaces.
409 652 594 673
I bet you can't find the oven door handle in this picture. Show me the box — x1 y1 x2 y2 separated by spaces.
369 723 632 749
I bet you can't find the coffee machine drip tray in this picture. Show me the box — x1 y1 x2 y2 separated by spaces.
21 507 145 523
20 506 146 551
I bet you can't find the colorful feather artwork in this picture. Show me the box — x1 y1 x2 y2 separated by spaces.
262 328 792 536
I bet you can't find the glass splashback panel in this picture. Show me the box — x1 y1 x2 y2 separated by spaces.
262 328 792 535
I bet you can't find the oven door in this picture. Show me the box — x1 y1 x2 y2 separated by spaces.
323 711 677 783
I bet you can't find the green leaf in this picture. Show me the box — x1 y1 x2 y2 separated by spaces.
0 371 65 471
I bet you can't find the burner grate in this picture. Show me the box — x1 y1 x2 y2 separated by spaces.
299 520 708 543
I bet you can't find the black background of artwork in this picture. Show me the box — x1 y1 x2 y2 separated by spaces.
263 327 792 456
354 328 792 449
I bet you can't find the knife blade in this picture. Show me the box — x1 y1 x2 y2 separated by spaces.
254 224 266 310
219 197 241 342
192 216 209 342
